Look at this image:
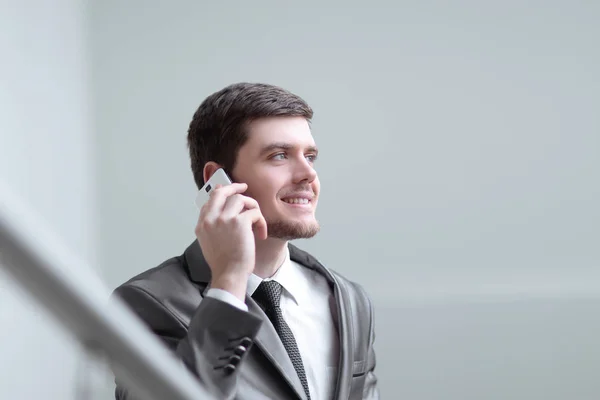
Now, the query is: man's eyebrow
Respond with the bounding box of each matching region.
[259,142,319,156]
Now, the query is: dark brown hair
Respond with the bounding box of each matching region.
[187,82,314,188]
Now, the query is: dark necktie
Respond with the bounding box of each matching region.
[253,280,311,400]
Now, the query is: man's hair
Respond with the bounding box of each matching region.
[187,82,314,188]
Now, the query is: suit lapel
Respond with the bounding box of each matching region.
[287,244,354,400]
[328,273,354,400]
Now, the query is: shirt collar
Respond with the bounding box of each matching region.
[246,246,303,306]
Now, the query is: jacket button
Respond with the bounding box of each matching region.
[240,337,253,347]
[229,355,242,365]
[224,364,236,374]
[233,345,247,356]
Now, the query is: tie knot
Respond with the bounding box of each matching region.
[253,280,283,309]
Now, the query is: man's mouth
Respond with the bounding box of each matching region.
[282,198,311,205]
[281,192,314,205]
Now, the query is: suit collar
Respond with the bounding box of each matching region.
[183,240,210,283]
[183,239,335,285]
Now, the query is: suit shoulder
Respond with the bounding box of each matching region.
[112,255,202,328]
[115,256,191,294]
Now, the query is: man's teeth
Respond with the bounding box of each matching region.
[283,198,310,204]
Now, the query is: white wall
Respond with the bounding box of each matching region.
[90,1,600,398]
[91,0,600,293]
[0,1,96,399]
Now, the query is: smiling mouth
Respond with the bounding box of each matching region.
[281,198,311,205]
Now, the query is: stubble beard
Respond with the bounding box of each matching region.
[266,218,320,240]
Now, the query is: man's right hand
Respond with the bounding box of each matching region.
[194,183,268,302]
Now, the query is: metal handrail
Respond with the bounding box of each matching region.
[0,181,214,400]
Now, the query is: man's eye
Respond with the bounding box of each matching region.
[306,154,318,162]
[271,153,286,160]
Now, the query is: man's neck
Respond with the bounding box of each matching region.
[253,237,288,279]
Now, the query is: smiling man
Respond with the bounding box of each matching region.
[112,83,379,400]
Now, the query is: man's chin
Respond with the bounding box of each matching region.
[266,219,320,240]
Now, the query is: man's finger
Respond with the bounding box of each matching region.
[223,195,260,218]
[201,183,247,221]
[240,208,268,240]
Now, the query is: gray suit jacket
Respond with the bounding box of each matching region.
[112,241,379,400]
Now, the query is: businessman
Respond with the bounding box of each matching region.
[112,82,379,399]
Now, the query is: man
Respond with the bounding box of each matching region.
[112,83,379,400]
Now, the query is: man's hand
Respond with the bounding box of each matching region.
[195,183,268,302]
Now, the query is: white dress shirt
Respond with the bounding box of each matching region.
[206,247,339,399]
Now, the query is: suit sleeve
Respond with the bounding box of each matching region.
[112,284,263,400]
[362,289,380,400]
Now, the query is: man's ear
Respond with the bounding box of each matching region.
[202,161,223,184]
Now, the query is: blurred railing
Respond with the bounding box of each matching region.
[0,181,214,400]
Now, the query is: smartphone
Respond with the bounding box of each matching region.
[194,168,233,210]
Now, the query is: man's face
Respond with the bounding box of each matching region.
[231,116,320,240]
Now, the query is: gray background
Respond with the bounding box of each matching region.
[1,1,97,399]
[1,0,599,398]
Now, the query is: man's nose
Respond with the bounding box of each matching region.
[293,157,317,184]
